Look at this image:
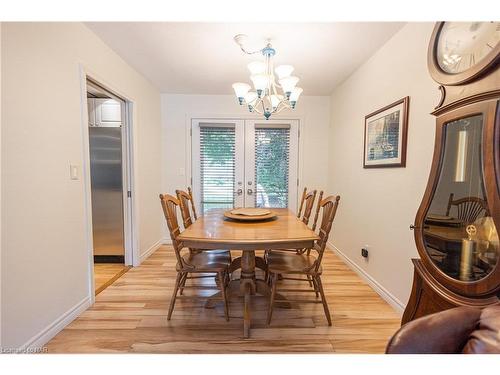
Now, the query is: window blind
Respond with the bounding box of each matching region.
[254,127,290,208]
[199,126,235,213]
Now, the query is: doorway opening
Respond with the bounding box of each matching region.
[86,79,133,295]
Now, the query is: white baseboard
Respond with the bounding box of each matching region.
[328,241,405,315]
[137,238,169,265]
[19,296,91,351]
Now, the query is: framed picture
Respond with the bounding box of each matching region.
[363,96,410,168]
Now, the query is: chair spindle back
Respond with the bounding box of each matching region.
[446,193,490,224]
[176,188,197,229]
[301,190,317,225]
[297,187,308,219]
[312,190,324,231]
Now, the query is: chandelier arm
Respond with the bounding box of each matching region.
[274,105,287,114]
[275,100,292,113]
[233,34,263,55]
[238,46,263,55]
[275,102,285,113]
[252,106,263,115]
[249,97,264,113]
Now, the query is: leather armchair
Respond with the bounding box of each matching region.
[386,304,500,354]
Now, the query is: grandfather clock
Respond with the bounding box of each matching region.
[402,22,500,324]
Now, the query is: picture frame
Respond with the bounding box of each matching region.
[363,96,410,168]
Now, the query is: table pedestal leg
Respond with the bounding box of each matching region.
[240,251,256,294]
[204,250,290,337]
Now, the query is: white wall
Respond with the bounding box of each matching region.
[1,23,162,348]
[161,94,330,236]
[328,23,440,309]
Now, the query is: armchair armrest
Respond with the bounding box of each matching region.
[386,307,481,354]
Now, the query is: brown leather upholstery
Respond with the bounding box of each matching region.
[386,304,500,354]
[463,304,500,354]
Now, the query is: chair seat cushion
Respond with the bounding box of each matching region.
[178,250,231,272]
[267,251,320,274]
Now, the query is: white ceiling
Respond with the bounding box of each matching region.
[86,22,405,95]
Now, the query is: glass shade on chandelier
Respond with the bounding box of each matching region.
[231,39,302,120]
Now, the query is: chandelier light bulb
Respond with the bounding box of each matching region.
[275,65,294,79]
[250,74,270,94]
[289,87,303,102]
[247,61,267,75]
[279,76,299,95]
[232,82,251,104]
[289,87,303,108]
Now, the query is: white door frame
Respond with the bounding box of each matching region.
[190,117,300,213]
[78,65,138,304]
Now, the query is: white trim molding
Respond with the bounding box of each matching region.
[327,241,405,315]
[18,296,91,351]
[137,238,169,265]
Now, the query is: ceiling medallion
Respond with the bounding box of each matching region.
[232,34,303,120]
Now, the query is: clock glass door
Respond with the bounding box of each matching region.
[423,113,499,281]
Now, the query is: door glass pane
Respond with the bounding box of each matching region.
[199,126,235,213]
[254,127,290,208]
[424,114,499,281]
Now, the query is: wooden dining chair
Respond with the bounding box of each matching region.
[446,193,490,224]
[297,188,317,225]
[176,187,197,229]
[176,187,231,253]
[159,193,231,321]
[266,195,341,326]
[264,189,319,264]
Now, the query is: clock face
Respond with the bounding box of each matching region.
[436,22,500,74]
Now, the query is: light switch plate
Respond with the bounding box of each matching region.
[70,164,79,180]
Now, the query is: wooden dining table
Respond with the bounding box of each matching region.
[177,208,319,338]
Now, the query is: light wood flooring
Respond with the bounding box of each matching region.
[47,246,401,353]
[94,263,130,295]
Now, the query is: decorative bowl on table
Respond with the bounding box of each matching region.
[223,207,277,221]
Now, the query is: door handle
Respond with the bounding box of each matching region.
[235,188,243,196]
[247,189,254,195]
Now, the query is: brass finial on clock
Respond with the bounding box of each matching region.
[466,224,477,240]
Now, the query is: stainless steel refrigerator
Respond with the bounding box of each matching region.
[88,98,125,261]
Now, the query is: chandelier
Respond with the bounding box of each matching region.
[231,34,303,120]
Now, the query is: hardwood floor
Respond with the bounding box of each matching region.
[47,246,401,353]
[94,263,130,295]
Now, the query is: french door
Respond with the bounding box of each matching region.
[192,118,299,214]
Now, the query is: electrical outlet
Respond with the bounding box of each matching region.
[361,246,369,258]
